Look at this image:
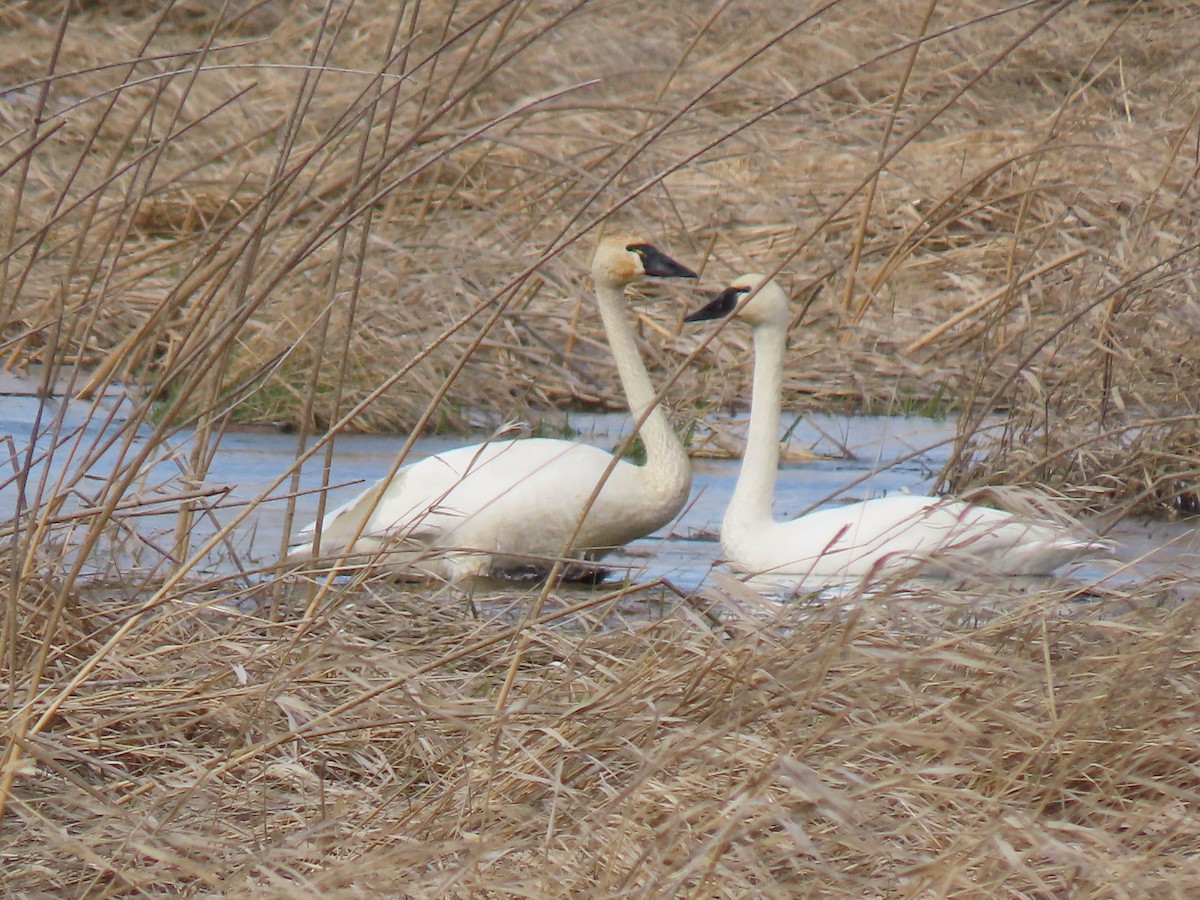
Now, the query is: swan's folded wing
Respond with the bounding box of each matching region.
[288,469,441,560]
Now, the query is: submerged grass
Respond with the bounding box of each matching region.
[4,0,1200,894]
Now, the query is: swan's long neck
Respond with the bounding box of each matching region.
[593,279,690,502]
[726,319,786,533]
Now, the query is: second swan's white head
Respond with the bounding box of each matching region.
[684,274,789,328]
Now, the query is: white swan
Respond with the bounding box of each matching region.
[288,235,697,581]
[684,274,1107,583]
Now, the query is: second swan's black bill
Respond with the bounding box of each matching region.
[683,285,746,323]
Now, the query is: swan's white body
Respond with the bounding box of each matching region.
[288,236,695,581]
[723,491,1099,582]
[686,275,1106,584]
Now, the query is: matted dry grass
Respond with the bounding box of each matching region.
[5,0,1200,895]
[5,573,1200,896]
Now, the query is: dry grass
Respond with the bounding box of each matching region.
[6,573,1200,896]
[5,0,1198,502]
[6,0,1200,895]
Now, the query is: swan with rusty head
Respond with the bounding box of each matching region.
[684,274,1108,583]
[287,235,697,581]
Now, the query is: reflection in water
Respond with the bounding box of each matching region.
[2,393,1198,594]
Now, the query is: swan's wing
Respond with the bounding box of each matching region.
[288,447,492,558]
[401,438,618,520]
[771,496,953,561]
[288,467,437,560]
[291,438,621,558]
[856,496,1025,553]
[881,498,1106,563]
[765,494,1101,576]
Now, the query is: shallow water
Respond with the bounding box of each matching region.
[2,379,1198,594]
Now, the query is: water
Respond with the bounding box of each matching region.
[3,374,1199,594]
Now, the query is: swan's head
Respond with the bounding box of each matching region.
[684,274,789,328]
[592,234,697,287]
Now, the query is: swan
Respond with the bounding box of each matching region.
[684,274,1107,583]
[287,235,697,581]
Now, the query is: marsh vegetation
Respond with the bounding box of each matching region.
[4,0,1200,894]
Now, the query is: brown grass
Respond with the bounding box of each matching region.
[5,0,1200,894]
[4,575,1200,895]
[7,0,1198,505]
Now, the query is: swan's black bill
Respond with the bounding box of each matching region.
[683,285,745,323]
[630,244,698,279]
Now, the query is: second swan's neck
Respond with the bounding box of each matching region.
[593,279,690,500]
[726,320,787,533]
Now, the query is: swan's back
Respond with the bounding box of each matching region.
[726,494,1105,581]
[289,437,677,576]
